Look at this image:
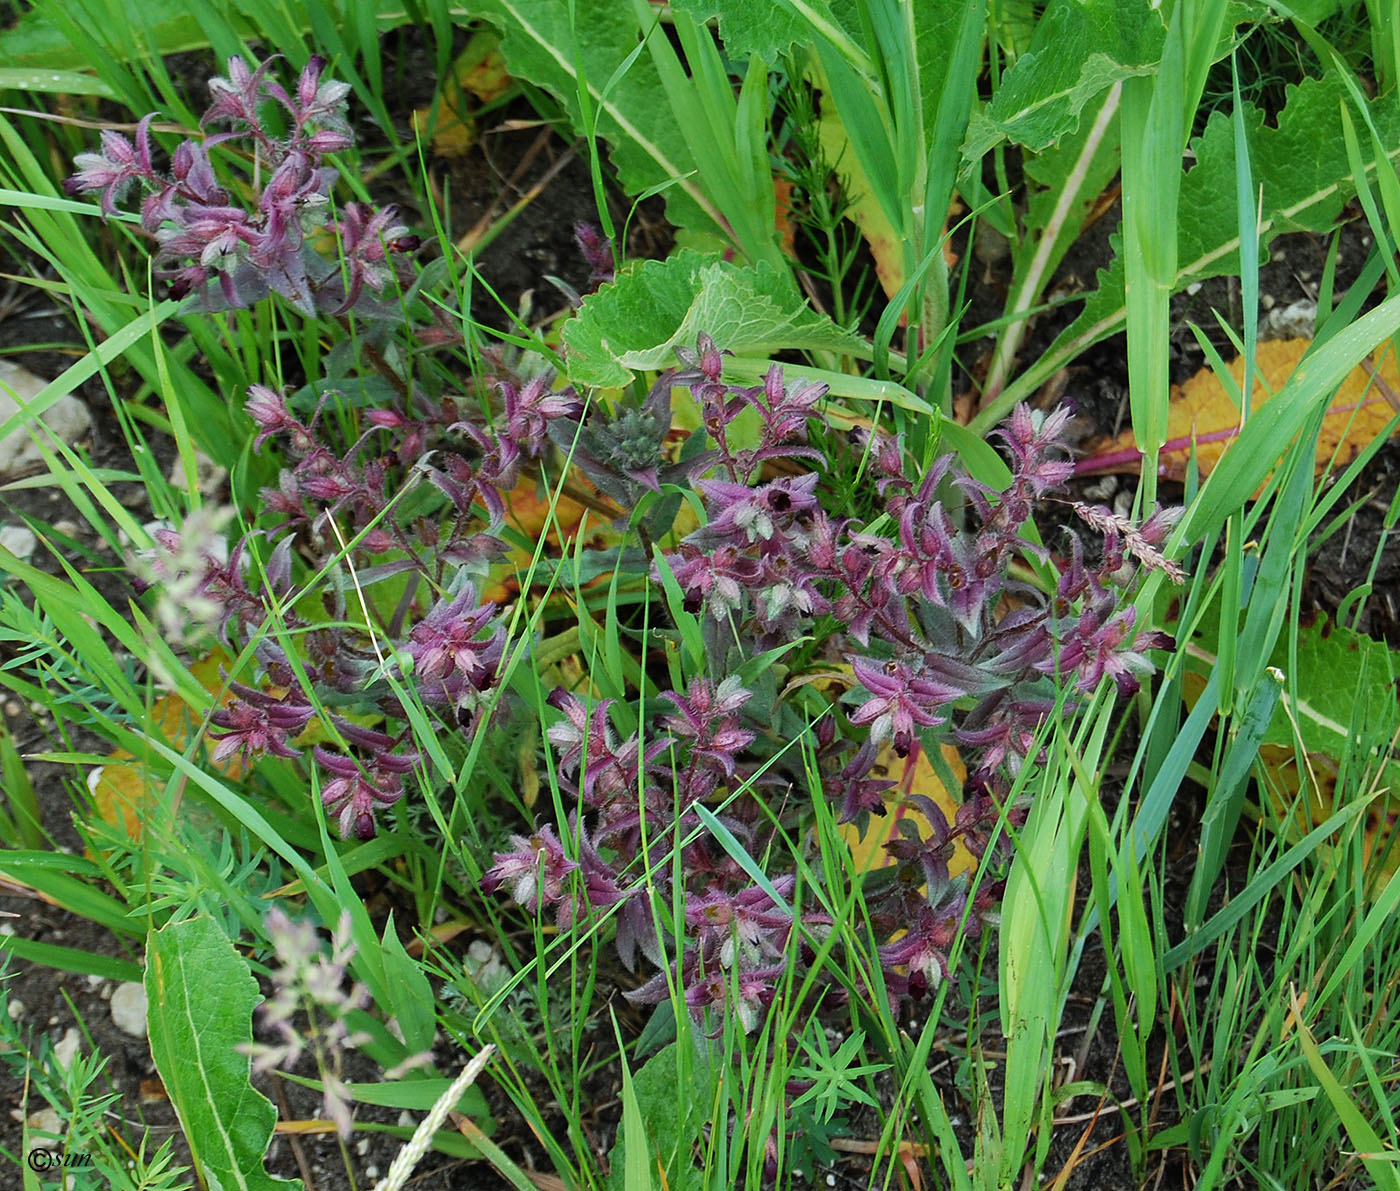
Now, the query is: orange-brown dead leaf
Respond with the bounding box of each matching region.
[481,477,595,604]
[1081,338,1400,486]
[87,652,243,843]
[773,176,796,258]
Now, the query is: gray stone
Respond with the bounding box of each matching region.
[0,524,37,563]
[0,361,92,475]
[110,981,148,1038]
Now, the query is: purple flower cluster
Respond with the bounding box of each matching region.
[75,57,1182,1027]
[194,365,585,837]
[479,341,1180,1019]
[66,55,417,314]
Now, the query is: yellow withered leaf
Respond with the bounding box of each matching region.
[1083,338,1400,486]
[838,741,973,882]
[411,31,511,159]
[87,652,335,845]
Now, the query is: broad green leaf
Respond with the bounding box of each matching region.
[147,917,302,1191]
[962,0,1166,157]
[605,1041,714,1191]
[669,0,842,61]
[470,0,719,238]
[1189,611,1400,776]
[563,249,866,387]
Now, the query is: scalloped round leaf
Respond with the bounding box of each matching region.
[563,250,866,388]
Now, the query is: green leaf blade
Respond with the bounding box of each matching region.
[146,917,302,1191]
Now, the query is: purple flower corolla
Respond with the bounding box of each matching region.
[659,675,754,778]
[408,586,503,687]
[314,745,417,839]
[545,688,668,807]
[684,963,783,1034]
[992,404,1075,497]
[1038,603,1172,696]
[480,825,578,916]
[461,375,582,489]
[330,203,417,313]
[208,684,313,764]
[848,656,964,757]
[686,878,793,968]
[694,473,820,545]
[64,115,159,215]
[878,904,958,996]
[661,543,759,619]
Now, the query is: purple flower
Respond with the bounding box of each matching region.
[829,740,897,823]
[408,586,503,688]
[65,115,158,215]
[684,963,783,1033]
[695,473,821,546]
[314,746,417,839]
[573,222,614,285]
[480,825,578,914]
[1038,603,1172,696]
[848,656,964,757]
[992,404,1075,496]
[878,904,958,996]
[660,676,755,778]
[686,878,793,968]
[330,202,417,313]
[660,543,759,619]
[208,685,312,764]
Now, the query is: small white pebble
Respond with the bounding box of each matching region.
[110,982,148,1038]
[396,1110,415,1129]
[52,520,78,539]
[99,984,112,1001]
[7,998,24,1022]
[0,524,37,562]
[2,699,18,716]
[85,974,103,988]
[364,1166,378,1181]
[53,1028,80,1072]
[25,1108,63,1149]
[827,1176,837,1187]
[356,1138,371,1157]
[1185,281,1202,296]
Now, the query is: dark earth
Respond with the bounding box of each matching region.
[2,24,1398,1191]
